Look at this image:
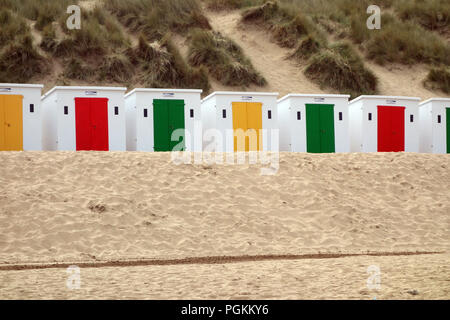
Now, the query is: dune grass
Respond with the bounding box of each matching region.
[0,35,48,83]
[205,0,265,10]
[62,57,94,81]
[0,7,49,83]
[104,0,210,41]
[395,0,450,31]
[236,0,450,94]
[188,29,266,87]
[39,24,58,53]
[0,9,29,44]
[424,67,450,94]
[364,14,450,66]
[241,1,316,48]
[54,6,130,58]
[239,1,376,96]
[126,34,211,91]
[102,0,212,90]
[239,0,450,67]
[0,0,75,20]
[304,42,378,98]
[0,0,213,90]
[290,35,323,61]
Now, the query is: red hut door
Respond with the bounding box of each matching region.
[75,98,109,151]
[377,106,405,152]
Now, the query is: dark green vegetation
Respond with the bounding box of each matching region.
[424,67,450,94]
[0,0,448,96]
[104,0,261,89]
[188,29,266,86]
[104,0,211,41]
[231,0,450,96]
[304,42,378,97]
[239,1,377,97]
[246,0,450,66]
[0,0,262,92]
[0,6,49,83]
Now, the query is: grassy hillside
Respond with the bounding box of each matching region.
[0,0,267,93]
[208,0,450,96]
[0,0,449,97]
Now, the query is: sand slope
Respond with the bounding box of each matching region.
[0,152,449,266]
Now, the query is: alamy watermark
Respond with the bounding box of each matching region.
[66,5,81,30]
[367,5,381,30]
[366,265,381,299]
[169,127,280,176]
[66,265,81,290]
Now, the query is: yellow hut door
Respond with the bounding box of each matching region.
[232,102,262,152]
[0,95,23,151]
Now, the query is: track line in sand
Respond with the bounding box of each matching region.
[0,252,443,271]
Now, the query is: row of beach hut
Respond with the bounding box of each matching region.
[0,83,449,154]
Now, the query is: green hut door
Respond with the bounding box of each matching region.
[305,104,335,153]
[153,99,185,152]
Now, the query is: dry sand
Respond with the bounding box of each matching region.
[1,253,449,300]
[0,152,449,299]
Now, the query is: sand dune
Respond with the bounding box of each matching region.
[203,8,450,100]
[0,152,449,266]
[0,152,449,299]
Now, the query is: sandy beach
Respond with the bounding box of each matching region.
[0,152,449,299]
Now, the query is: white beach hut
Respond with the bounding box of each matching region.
[419,98,450,154]
[41,86,127,151]
[201,91,279,152]
[349,96,420,152]
[124,88,202,152]
[0,83,44,151]
[277,94,350,153]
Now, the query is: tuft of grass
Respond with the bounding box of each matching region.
[290,35,322,61]
[0,9,29,44]
[104,0,211,41]
[40,24,58,52]
[0,9,30,48]
[395,0,450,31]
[304,42,378,98]
[1,0,210,90]
[364,14,450,66]
[0,0,75,21]
[240,0,450,68]
[98,54,134,84]
[188,29,266,87]
[424,67,450,93]
[128,34,211,91]
[54,6,130,58]
[63,57,94,81]
[241,1,316,48]
[0,35,48,83]
[205,0,264,10]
